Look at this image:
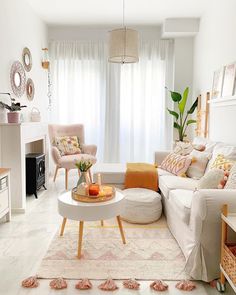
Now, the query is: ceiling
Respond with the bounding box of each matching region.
[25,0,214,26]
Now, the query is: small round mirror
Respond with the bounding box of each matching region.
[10,61,26,97]
[14,72,21,87]
[26,78,35,101]
[22,47,32,72]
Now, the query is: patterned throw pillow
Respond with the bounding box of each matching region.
[197,168,228,189]
[187,150,211,179]
[210,154,234,172]
[160,152,192,176]
[54,136,81,156]
[225,163,236,189]
[174,141,193,156]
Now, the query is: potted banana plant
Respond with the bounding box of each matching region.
[0,93,27,123]
[166,87,198,142]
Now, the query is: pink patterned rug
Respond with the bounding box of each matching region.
[38,217,189,280]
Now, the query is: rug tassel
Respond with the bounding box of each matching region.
[123,278,140,290]
[150,280,168,291]
[98,278,119,291]
[75,278,93,290]
[21,275,39,288]
[175,280,196,291]
[49,277,67,289]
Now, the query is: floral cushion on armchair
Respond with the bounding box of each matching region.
[54,136,81,156]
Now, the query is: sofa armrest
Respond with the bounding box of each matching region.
[154,150,171,165]
[51,146,61,164]
[81,144,97,156]
[190,189,236,228]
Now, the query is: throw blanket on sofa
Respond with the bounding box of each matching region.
[125,163,158,191]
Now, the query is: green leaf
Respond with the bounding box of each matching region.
[187,119,197,125]
[170,91,182,102]
[178,87,189,114]
[167,109,179,120]
[174,122,181,130]
[187,98,198,114]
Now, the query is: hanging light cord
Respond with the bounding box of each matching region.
[122,0,126,63]
[123,0,125,28]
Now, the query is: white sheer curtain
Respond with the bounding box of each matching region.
[118,40,173,163]
[49,39,173,163]
[49,41,107,160]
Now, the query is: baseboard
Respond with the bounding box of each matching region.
[11,208,26,214]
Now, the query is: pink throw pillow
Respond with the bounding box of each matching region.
[160,152,192,176]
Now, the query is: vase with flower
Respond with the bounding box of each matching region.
[75,159,93,194]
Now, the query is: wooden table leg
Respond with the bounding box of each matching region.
[101,220,104,227]
[60,217,67,236]
[78,221,84,258]
[116,215,126,244]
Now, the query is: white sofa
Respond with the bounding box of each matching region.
[155,137,236,282]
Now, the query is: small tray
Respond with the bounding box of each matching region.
[71,186,115,203]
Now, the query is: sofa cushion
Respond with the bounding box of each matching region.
[186,150,211,179]
[192,137,217,153]
[225,163,236,189]
[206,143,236,172]
[158,168,174,176]
[159,175,198,198]
[169,189,193,225]
[160,152,192,176]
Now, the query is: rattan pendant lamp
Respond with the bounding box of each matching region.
[108,0,139,63]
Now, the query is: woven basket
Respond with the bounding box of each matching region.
[222,243,236,284]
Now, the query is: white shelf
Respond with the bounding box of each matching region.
[209,95,236,107]
[220,265,236,293]
[221,213,236,232]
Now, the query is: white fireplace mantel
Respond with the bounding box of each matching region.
[0,122,49,213]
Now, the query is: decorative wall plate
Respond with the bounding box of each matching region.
[26,78,35,101]
[22,47,32,72]
[10,61,26,97]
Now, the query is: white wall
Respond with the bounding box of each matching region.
[193,0,236,144]
[172,37,194,140]
[0,0,48,123]
[49,26,162,41]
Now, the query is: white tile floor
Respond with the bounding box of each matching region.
[0,173,233,295]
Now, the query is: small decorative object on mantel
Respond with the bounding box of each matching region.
[166,87,198,142]
[222,63,236,98]
[211,67,225,99]
[30,107,41,122]
[0,93,27,123]
[22,47,32,72]
[26,78,35,101]
[10,61,26,97]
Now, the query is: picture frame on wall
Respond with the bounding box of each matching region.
[222,62,236,97]
[211,67,224,99]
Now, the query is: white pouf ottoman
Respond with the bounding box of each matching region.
[121,188,162,224]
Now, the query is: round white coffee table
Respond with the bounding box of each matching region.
[58,190,126,258]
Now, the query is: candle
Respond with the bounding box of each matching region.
[97,173,102,186]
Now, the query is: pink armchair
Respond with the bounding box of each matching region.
[48,124,97,189]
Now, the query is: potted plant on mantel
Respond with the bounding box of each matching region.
[166,87,198,142]
[0,94,27,123]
